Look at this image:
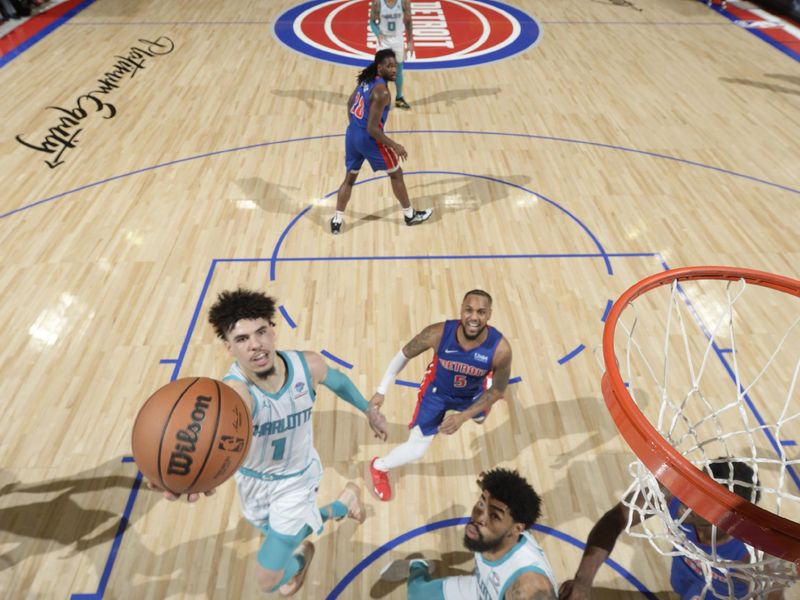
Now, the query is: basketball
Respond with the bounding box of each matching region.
[131,377,252,495]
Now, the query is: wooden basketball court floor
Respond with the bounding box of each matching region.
[1,0,798,597]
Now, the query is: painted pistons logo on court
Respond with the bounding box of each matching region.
[274,0,540,70]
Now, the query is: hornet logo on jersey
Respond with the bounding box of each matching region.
[274,0,541,70]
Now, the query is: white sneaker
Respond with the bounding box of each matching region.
[404,208,433,226]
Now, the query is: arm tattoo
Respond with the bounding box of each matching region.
[403,324,441,358]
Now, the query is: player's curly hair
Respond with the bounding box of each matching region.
[479,468,542,529]
[357,48,396,84]
[208,288,276,340]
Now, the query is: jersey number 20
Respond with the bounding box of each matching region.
[350,94,365,119]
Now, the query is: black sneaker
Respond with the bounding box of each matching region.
[395,97,411,110]
[330,217,342,234]
[404,208,433,226]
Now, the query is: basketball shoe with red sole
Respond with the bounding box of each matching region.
[370,457,392,501]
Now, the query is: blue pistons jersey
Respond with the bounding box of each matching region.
[667,498,750,598]
[427,319,503,400]
[410,320,504,435]
[349,76,391,129]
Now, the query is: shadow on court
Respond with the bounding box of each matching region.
[719,74,800,96]
[311,172,533,235]
[0,459,141,573]
[409,87,501,108]
[235,177,307,216]
[313,390,630,479]
[271,87,501,110]
[271,89,351,109]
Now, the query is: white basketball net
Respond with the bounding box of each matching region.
[612,275,800,597]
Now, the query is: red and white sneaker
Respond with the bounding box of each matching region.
[370,457,392,501]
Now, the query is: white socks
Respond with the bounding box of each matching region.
[403,207,414,219]
[374,426,434,471]
[332,210,345,224]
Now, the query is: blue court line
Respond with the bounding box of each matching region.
[70,469,143,599]
[558,344,586,365]
[320,350,353,369]
[4,130,798,223]
[718,348,733,354]
[327,170,615,275]
[274,169,612,276]
[169,258,219,381]
[269,205,313,280]
[534,525,659,600]
[509,376,522,384]
[158,358,178,364]
[781,440,798,447]
[0,0,97,68]
[121,456,134,463]
[278,304,297,328]
[661,260,800,491]
[326,517,657,599]
[395,379,420,388]
[271,252,655,262]
[672,282,800,490]
[601,299,614,322]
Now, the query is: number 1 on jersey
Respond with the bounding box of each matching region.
[271,437,286,460]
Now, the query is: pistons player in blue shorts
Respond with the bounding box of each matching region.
[368,289,513,501]
[331,49,432,234]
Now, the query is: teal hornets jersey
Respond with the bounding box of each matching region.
[475,531,558,599]
[224,351,317,477]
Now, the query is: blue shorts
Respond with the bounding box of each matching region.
[344,124,400,173]
[409,390,475,436]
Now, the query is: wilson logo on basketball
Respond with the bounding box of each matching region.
[274,0,540,70]
[167,394,211,476]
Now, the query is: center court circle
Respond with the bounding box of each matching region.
[274,0,541,69]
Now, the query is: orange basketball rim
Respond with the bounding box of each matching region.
[601,266,800,567]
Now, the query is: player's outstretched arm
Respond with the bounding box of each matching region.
[559,500,642,599]
[504,572,556,599]
[374,323,443,396]
[305,351,388,440]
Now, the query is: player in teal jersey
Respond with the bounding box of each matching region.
[370,0,414,109]
[150,288,388,596]
[381,468,557,599]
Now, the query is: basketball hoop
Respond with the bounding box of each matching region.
[601,266,800,595]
